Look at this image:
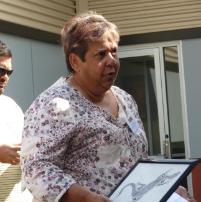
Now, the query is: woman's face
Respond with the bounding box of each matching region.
[73,33,120,94]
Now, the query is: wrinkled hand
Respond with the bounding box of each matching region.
[60,184,111,202]
[0,144,21,165]
[176,186,197,202]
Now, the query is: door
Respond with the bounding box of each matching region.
[117,46,185,158]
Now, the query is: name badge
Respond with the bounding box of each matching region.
[127,120,142,136]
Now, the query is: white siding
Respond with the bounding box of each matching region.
[0,0,76,34]
[89,0,201,35]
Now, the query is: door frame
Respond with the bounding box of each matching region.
[118,41,190,158]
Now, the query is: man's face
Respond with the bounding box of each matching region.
[0,56,12,95]
[74,33,120,93]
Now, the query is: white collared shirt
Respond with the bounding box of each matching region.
[0,94,24,144]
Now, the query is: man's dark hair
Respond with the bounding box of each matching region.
[0,40,12,57]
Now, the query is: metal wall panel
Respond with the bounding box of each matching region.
[1,32,67,111]
[89,0,201,36]
[0,0,76,34]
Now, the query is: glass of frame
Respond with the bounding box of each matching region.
[109,159,200,202]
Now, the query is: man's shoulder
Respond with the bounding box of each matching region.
[0,94,19,106]
[0,94,24,116]
[0,94,13,101]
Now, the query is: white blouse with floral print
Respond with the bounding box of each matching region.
[21,77,148,202]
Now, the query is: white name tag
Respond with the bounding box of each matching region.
[127,120,142,135]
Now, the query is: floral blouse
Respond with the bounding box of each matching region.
[21,77,148,202]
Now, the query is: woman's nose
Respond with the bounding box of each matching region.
[106,52,117,66]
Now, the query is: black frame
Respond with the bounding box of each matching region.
[109,159,200,202]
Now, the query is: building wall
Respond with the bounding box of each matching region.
[88,0,201,36]
[182,38,201,158]
[1,33,67,112]
[1,1,201,37]
[180,36,201,202]
[0,0,76,34]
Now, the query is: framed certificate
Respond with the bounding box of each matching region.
[109,159,200,202]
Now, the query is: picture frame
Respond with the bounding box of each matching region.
[109,159,200,202]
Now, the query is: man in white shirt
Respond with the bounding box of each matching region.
[0,40,23,164]
[0,40,33,202]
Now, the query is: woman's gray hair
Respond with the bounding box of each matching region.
[61,11,119,73]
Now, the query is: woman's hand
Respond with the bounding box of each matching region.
[176,186,197,202]
[60,183,111,202]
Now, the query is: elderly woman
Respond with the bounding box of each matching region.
[21,12,195,202]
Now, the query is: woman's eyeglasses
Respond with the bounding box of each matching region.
[0,66,13,76]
